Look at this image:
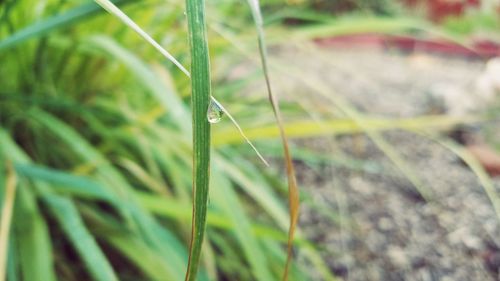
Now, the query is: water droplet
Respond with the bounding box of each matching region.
[207,99,224,124]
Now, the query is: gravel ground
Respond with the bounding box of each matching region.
[252,45,500,280]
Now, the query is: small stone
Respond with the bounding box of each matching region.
[388,246,409,267]
[378,217,393,231]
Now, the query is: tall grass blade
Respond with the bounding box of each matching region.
[211,168,273,280]
[28,112,190,280]
[431,137,500,218]
[14,164,116,202]
[184,0,212,278]
[93,0,190,76]
[0,131,57,281]
[1,130,121,281]
[0,0,128,50]
[210,97,269,166]
[87,35,190,129]
[44,195,120,281]
[212,115,477,145]
[0,161,16,281]
[245,1,299,279]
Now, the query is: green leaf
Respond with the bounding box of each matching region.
[44,195,119,281]
[184,0,212,279]
[0,0,129,51]
[29,111,191,281]
[15,164,115,202]
[0,129,57,281]
[244,1,300,279]
[211,167,273,280]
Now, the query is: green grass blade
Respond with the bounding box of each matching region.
[212,115,478,145]
[1,130,119,281]
[93,0,189,76]
[0,162,16,281]
[184,0,212,279]
[430,137,500,218]
[0,130,57,281]
[14,164,115,202]
[244,1,299,279]
[86,35,190,130]
[0,0,128,51]
[6,238,18,281]
[14,189,57,281]
[80,206,185,281]
[107,234,177,281]
[28,111,190,280]
[211,168,274,280]
[44,195,119,281]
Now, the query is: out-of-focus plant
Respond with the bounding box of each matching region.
[0,0,334,280]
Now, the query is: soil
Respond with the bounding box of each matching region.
[253,45,500,280]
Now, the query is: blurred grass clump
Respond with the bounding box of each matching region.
[0,0,332,280]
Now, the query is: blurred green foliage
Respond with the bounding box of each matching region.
[0,0,331,280]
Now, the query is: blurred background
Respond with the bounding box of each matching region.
[1,0,500,280]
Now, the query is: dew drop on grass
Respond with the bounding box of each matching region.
[207,99,224,124]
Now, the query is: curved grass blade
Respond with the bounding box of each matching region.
[29,111,190,280]
[14,164,115,201]
[1,131,120,281]
[91,1,267,164]
[212,115,478,145]
[87,35,190,130]
[0,131,57,281]
[210,97,269,166]
[0,161,16,281]
[211,167,274,280]
[44,195,120,281]
[184,0,212,278]
[427,136,500,219]
[93,0,190,76]
[244,1,299,279]
[0,0,129,51]
[13,188,57,281]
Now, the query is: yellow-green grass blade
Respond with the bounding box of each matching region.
[244,1,299,279]
[139,190,306,243]
[277,15,474,51]
[0,161,16,281]
[86,35,190,131]
[215,154,289,230]
[212,115,479,145]
[107,234,179,281]
[1,130,120,281]
[6,239,17,281]
[28,111,190,280]
[44,195,120,281]
[9,163,297,245]
[211,167,274,280]
[0,130,57,281]
[185,0,212,278]
[13,186,57,281]
[429,137,500,219]
[81,206,188,281]
[14,164,116,203]
[0,0,129,51]
[15,163,209,280]
[284,16,425,42]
